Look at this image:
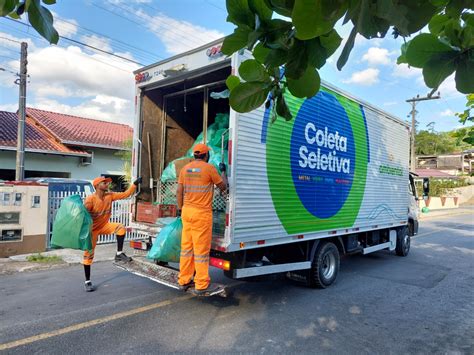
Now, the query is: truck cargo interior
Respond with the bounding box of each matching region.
[137,65,230,206]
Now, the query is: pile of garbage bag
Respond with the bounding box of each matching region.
[161,113,229,182]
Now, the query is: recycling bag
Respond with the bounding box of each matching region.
[147,217,182,263]
[50,195,93,252]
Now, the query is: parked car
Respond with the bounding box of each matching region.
[23,178,94,195]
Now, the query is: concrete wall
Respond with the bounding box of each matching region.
[0,148,126,180]
[0,184,49,257]
[418,185,473,210]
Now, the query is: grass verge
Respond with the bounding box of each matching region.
[26,254,63,263]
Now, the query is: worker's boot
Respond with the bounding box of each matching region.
[193,283,220,296]
[178,281,195,291]
[115,252,132,263]
[84,281,96,292]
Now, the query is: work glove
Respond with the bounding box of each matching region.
[176,209,182,217]
[133,177,142,186]
[219,163,226,173]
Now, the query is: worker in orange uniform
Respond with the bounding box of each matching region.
[82,176,142,292]
[176,143,227,295]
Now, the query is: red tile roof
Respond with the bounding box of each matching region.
[26,108,132,149]
[0,111,88,156]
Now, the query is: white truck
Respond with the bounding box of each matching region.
[123,38,425,290]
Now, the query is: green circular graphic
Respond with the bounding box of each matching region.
[265,88,369,234]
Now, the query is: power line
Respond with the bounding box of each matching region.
[0,36,22,44]
[0,54,18,61]
[5,18,145,66]
[203,0,226,12]
[92,1,207,53]
[1,23,136,73]
[54,17,164,61]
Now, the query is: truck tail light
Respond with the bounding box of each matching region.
[228,140,232,165]
[209,257,230,271]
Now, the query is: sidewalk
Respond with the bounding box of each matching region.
[418,206,473,220]
[0,243,134,275]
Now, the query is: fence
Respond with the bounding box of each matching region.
[47,191,145,247]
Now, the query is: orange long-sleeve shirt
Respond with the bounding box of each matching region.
[84,184,136,230]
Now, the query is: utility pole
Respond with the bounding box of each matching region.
[15,42,27,181]
[406,92,441,172]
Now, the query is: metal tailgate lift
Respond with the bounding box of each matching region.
[114,258,228,297]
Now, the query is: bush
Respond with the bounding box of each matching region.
[416,178,470,197]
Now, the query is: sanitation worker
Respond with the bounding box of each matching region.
[176,143,227,295]
[82,176,142,292]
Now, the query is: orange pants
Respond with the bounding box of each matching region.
[178,205,213,290]
[83,222,125,265]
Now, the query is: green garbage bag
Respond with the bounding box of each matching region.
[147,217,182,263]
[51,195,93,252]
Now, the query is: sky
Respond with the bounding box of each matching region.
[0,0,470,132]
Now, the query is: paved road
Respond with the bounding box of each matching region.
[1,213,473,354]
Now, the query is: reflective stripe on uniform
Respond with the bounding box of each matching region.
[184,184,212,193]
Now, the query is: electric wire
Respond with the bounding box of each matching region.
[4,17,145,66]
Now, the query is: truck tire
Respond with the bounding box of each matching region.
[307,242,340,289]
[396,226,410,257]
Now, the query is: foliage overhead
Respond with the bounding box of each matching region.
[222,0,474,121]
[0,0,59,44]
[455,93,474,145]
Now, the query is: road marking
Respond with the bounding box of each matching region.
[0,294,193,351]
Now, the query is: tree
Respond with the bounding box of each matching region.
[455,93,474,145]
[0,0,58,44]
[221,0,474,120]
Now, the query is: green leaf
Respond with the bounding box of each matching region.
[27,0,59,44]
[422,52,457,89]
[0,0,17,16]
[397,42,409,64]
[265,48,288,66]
[8,9,20,18]
[229,82,270,113]
[276,94,292,120]
[42,0,56,4]
[306,38,328,69]
[337,26,357,70]
[226,75,241,91]
[429,0,449,6]
[405,33,454,68]
[455,53,474,94]
[253,42,271,63]
[247,29,263,50]
[249,0,272,21]
[222,27,251,55]
[239,59,270,82]
[226,0,255,28]
[320,29,342,58]
[429,14,450,36]
[285,39,308,79]
[293,0,337,40]
[264,0,294,17]
[287,67,321,98]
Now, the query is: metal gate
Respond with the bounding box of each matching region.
[47,191,144,247]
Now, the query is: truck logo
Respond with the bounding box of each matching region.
[206,45,223,58]
[135,72,151,84]
[264,89,370,233]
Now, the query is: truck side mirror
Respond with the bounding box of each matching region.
[423,178,430,197]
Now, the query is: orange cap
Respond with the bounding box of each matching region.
[92,176,112,187]
[193,143,210,155]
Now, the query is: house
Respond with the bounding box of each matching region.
[0,108,132,188]
[417,150,474,176]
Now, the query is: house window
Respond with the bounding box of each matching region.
[31,195,41,208]
[1,193,11,206]
[0,229,22,242]
[0,212,20,224]
[14,193,22,206]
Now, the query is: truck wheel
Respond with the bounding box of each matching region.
[307,242,340,289]
[396,226,410,257]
